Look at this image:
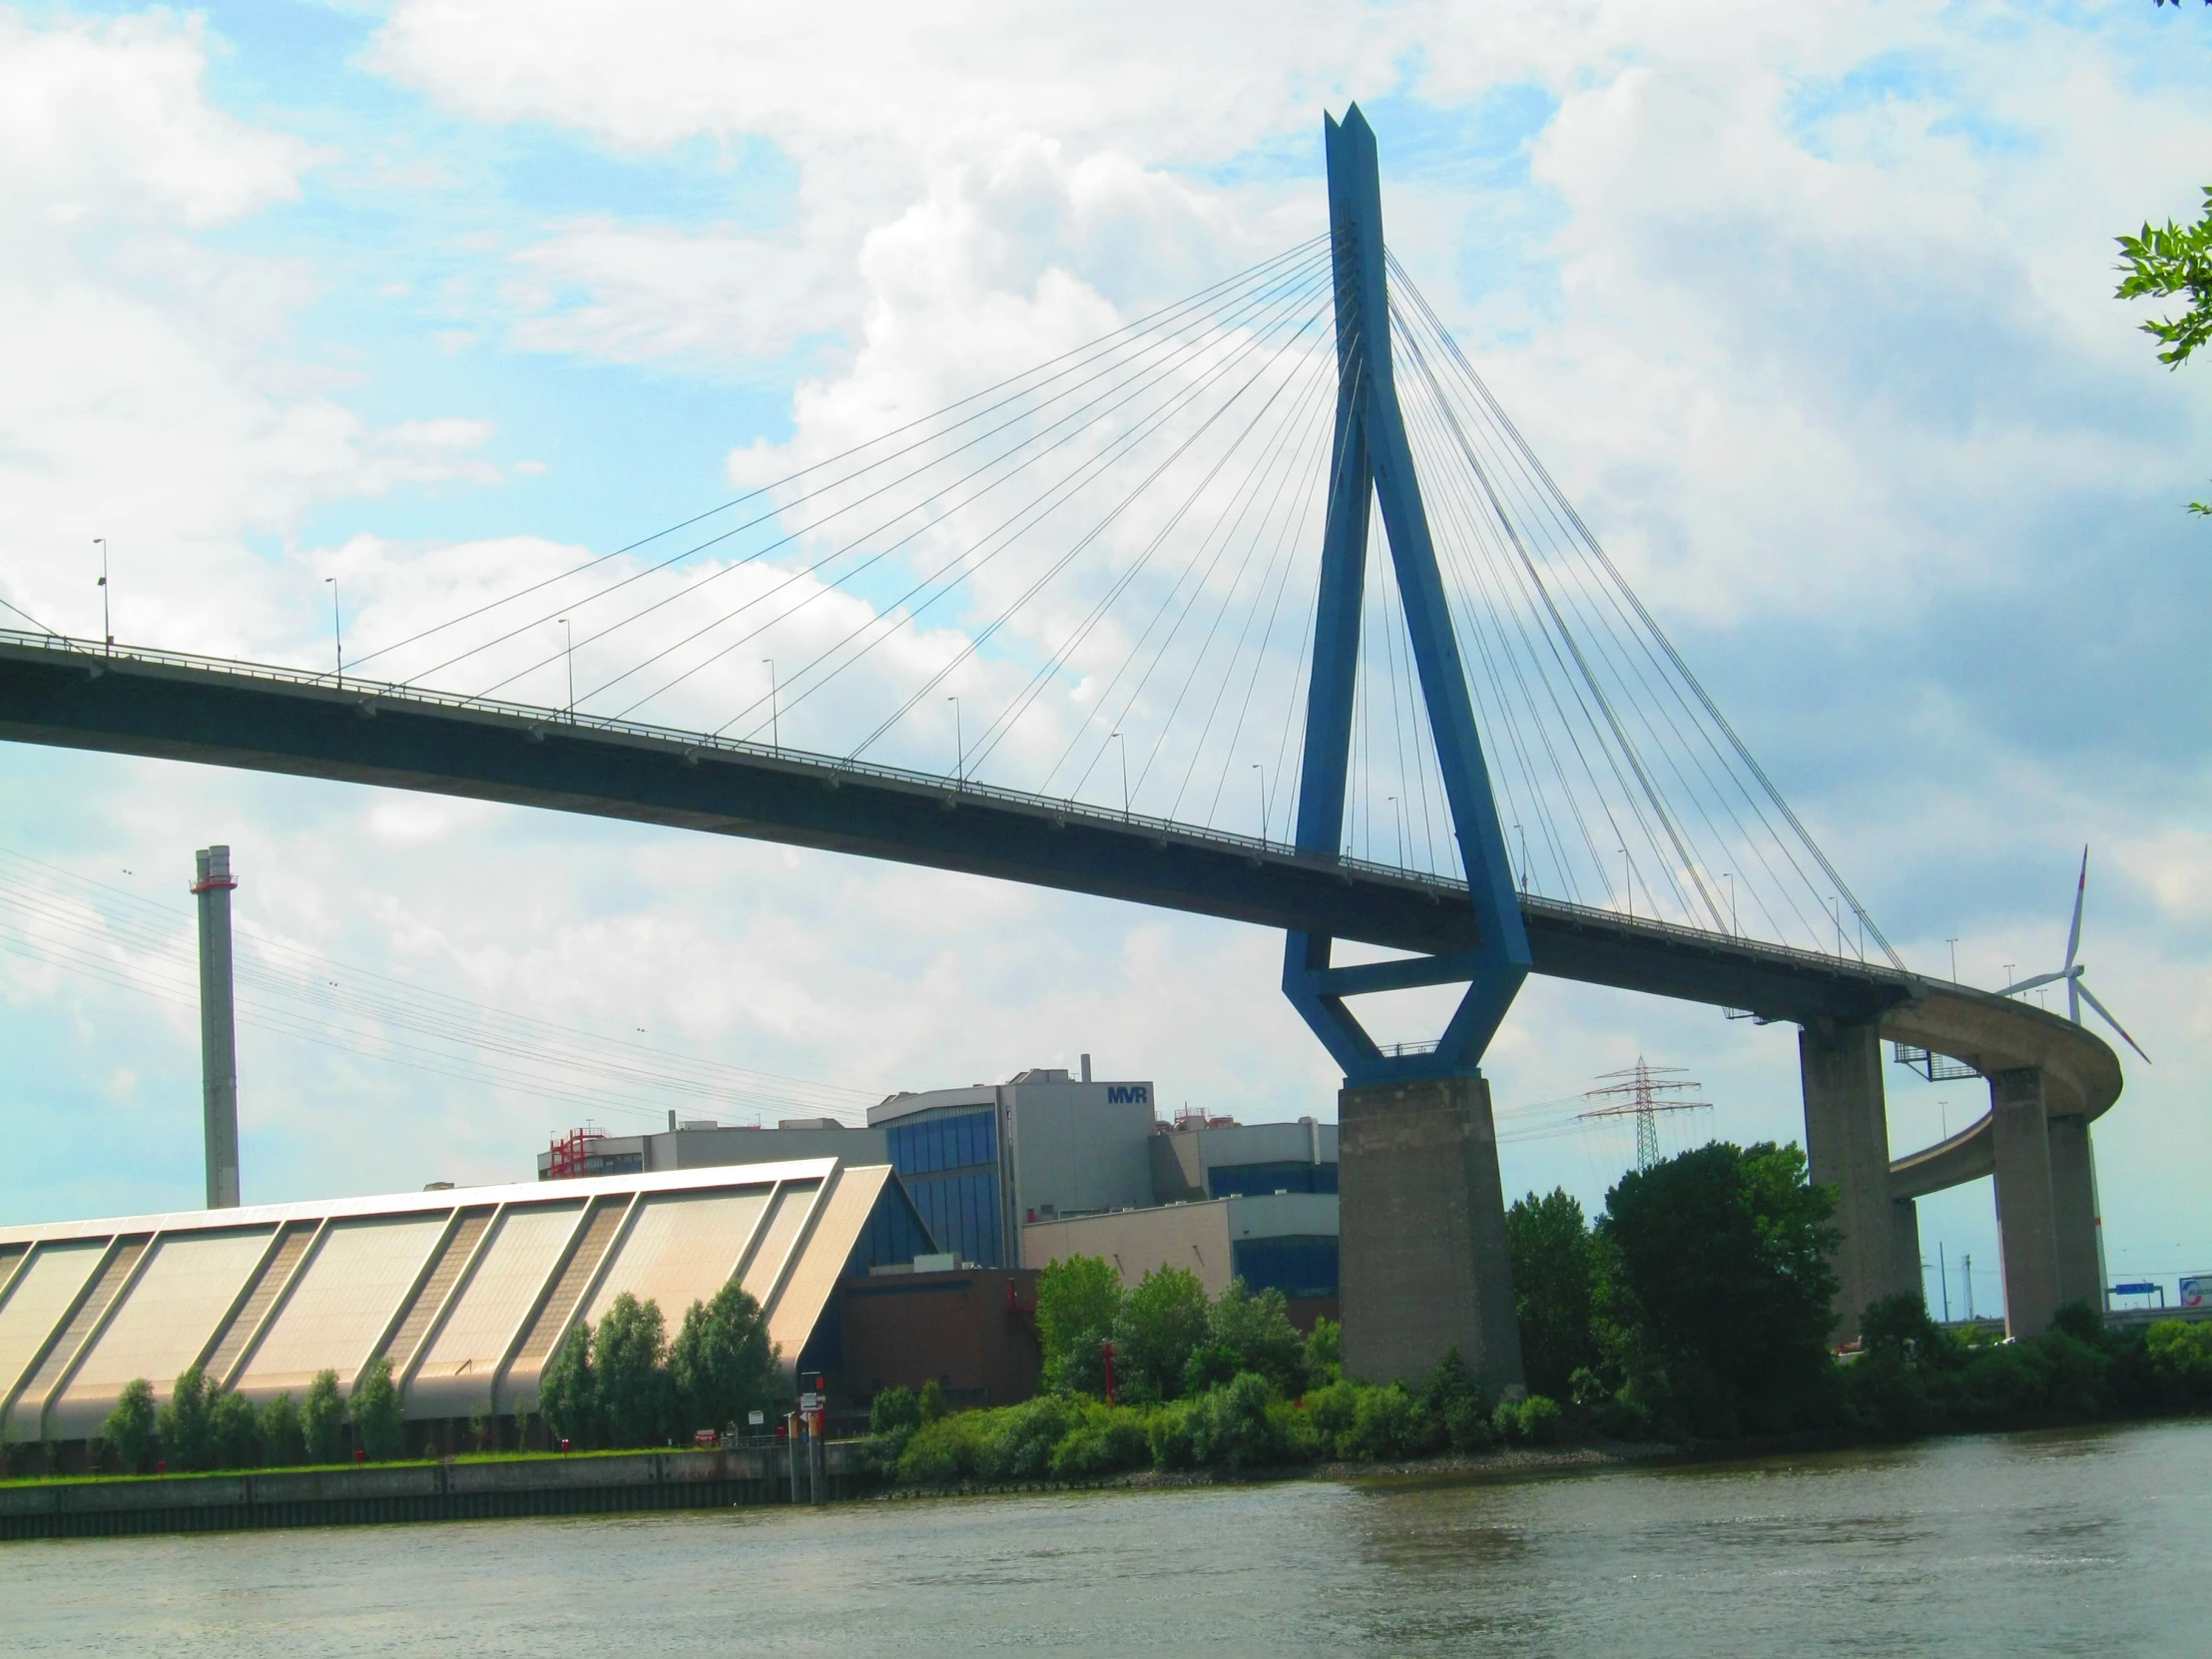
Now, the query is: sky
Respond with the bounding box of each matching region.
[1,0,2208,1324]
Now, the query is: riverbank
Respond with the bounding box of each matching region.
[0,1443,866,1540]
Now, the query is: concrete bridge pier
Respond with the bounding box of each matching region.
[1989,1066,2061,1337]
[1338,1074,1525,1394]
[1891,1196,1923,1313]
[2045,1108,2102,1314]
[1797,1018,1901,1343]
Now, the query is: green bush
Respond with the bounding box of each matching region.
[1842,1348,1935,1437]
[1188,1372,1282,1468]
[1147,1399,1199,1469]
[1339,1382,1424,1461]
[1048,1404,1152,1479]
[897,1411,988,1484]
[159,1366,216,1470]
[212,1387,262,1469]
[2147,1320,2212,1405]
[918,1378,947,1424]
[349,1356,404,1461]
[870,1385,921,1436]
[302,1370,345,1462]
[1507,1189,1600,1400]
[1207,1282,1309,1395]
[104,1379,158,1473]
[1304,1317,1342,1385]
[975,1394,1078,1481]
[1300,1379,1361,1448]
[1516,1394,1562,1445]
[259,1392,306,1465]
[1419,1350,1492,1453]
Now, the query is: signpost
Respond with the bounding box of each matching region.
[2182,1276,2208,1310]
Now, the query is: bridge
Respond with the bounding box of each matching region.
[0,106,2122,1380]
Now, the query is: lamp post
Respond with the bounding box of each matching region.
[947,695,962,784]
[324,577,341,688]
[1110,731,1128,821]
[559,618,574,720]
[95,538,110,651]
[764,660,778,753]
[1253,764,1267,846]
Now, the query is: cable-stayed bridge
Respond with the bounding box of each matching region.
[0,107,2122,1378]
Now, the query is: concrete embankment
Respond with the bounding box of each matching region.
[0,1443,868,1541]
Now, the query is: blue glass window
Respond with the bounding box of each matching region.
[1230,1237,1339,1300]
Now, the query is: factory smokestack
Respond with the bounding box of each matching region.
[193,845,241,1208]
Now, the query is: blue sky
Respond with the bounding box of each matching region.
[1,0,2209,1322]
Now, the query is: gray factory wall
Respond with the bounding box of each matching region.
[648,1126,888,1171]
[1005,1081,1155,1222]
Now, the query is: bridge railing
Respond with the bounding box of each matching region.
[0,627,1919,989]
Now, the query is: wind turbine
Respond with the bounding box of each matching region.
[1999,847,2150,1063]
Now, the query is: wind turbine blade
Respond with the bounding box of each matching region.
[2075,980,2150,1064]
[2068,977,2079,1024]
[1999,970,2064,995]
[2064,846,2087,971]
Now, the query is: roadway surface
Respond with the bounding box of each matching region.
[0,632,2121,1194]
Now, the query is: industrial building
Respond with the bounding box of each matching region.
[863,1061,1159,1267]
[1023,1193,1339,1310]
[0,1159,933,1449]
[537,1118,888,1180]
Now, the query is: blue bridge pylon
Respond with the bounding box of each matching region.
[1284,107,1531,1086]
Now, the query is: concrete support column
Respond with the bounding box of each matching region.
[1798,1019,1894,1343]
[1890,1197,1924,1311]
[1338,1073,1523,1393]
[1989,1067,2060,1338]
[2045,1112,2102,1314]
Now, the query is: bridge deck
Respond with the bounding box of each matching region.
[0,633,2120,1192]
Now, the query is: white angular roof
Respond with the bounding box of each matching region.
[0,1160,921,1440]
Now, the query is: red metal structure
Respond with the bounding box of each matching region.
[546,1125,604,1180]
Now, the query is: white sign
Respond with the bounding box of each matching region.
[800,1392,822,1411]
[747,1410,765,1427]
[2181,1276,2209,1310]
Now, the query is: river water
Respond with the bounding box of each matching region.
[7,1420,2206,1656]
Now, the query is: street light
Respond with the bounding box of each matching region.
[764,660,778,753]
[947,695,962,784]
[94,538,110,651]
[558,618,574,720]
[1110,731,1128,821]
[1252,764,1267,846]
[324,577,341,688]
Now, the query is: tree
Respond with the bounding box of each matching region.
[2116,185,2212,514]
[301,1370,345,1462]
[1597,1141,1839,1436]
[539,1323,597,1447]
[1113,1266,1212,1402]
[1034,1255,1122,1395]
[594,1293,672,1447]
[103,1379,158,1473]
[1204,1280,1308,1395]
[1506,1188,1601,1401]
[211,1387,262,1469]
[260,1392,306,1466]
[349,1356,404,1461]
[159,1365,216,1471]
[667,1282,782,1434]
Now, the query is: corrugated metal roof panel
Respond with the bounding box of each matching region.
[408,1201,582,1418]
[582,1187,774,1331]
[738,1180,821,1308]
[234,1214,448,1396]
[767,1167,887,1377]
[0,1241,109,1440]
[47,1227,274,1439]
